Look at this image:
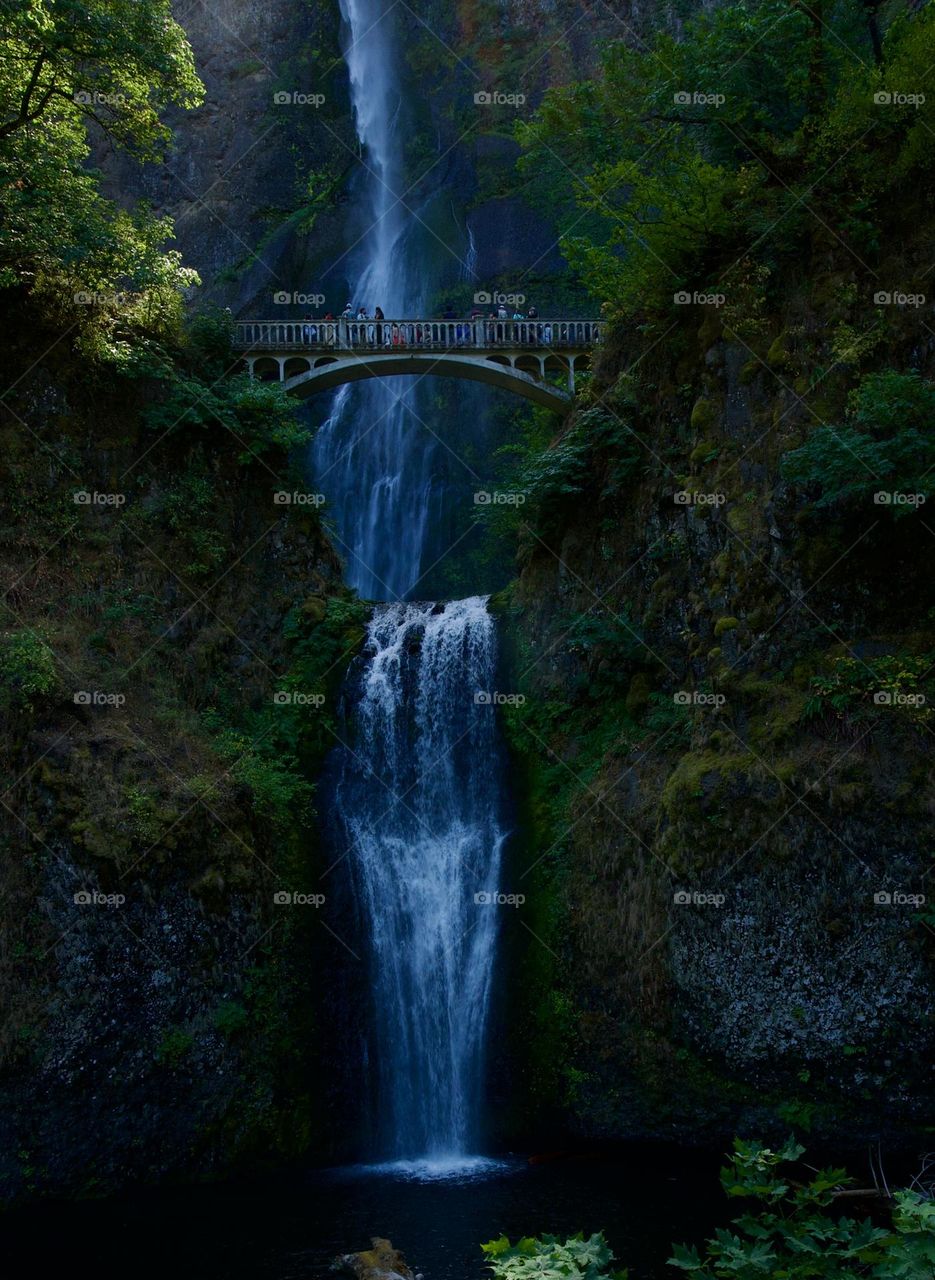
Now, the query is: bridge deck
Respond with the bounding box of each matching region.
[233,317,602,353]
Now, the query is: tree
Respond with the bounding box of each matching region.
[0,0,203,301]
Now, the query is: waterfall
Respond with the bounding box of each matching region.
[331,600,507,1163]
[314,0,510,1169]
[312,0,449,600]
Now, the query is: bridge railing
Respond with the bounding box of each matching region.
[233,318,603,352]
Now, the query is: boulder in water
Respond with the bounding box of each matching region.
[332,1237,415,1280]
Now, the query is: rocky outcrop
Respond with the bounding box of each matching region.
[333,1238,417,1280]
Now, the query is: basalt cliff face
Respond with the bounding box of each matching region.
[494,242,935,1151]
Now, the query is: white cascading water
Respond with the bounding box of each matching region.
[317,1,509,1170]
[332,600,507,1165]
[313,0,441,600]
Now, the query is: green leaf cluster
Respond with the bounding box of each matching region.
[481,1231,626,1280]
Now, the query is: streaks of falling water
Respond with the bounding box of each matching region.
[312,0,447,601]
[316,0,510,1168]
[331,598,508,1162]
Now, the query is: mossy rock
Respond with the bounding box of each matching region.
[690,397,717,432]
[300,596,327,624]
[690,440,718,466]
[766,335,790,369]
[714,616,740,637]
[625,672,653,716]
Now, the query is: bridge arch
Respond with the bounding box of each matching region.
[234,317,602,411]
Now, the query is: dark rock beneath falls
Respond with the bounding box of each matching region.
[333,1237,417,1280]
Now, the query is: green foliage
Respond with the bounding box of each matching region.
[155,1026,194,1066]
[670,1138,933,1280]
[138,349,311,465]
[145,468,227,579]
[517,3,935,319]
[208,723,315,831]
[0,629,59,711]
[212,999,249,1037]
[782,372,935,516]
[803,653,933,726]
[481,1232,626,1280]
[0,0,203,317]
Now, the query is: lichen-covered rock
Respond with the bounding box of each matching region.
[333,1238,415,1280]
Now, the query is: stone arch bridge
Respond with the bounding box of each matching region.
[233,317,603,411]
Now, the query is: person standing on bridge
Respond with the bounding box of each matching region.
[342,302,353,318]
[374,305,385,345]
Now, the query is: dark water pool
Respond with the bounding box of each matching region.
[0,1146,727,1278]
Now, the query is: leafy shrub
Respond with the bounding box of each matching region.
[670,1137,935,1279]
[155,1026,194,1066]
[213,1000,249,1037]
[802,653,933,726]
[0,630,59,712]
[481,1232,626,1280]
[782,372,935,516]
